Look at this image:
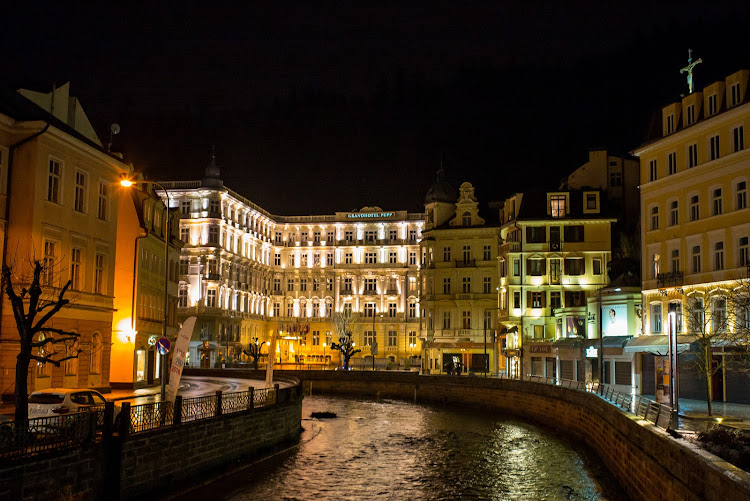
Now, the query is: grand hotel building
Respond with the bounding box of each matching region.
[161,161,424,369]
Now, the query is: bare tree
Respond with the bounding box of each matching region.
[2,260,80,422]
[330,309,361,370]
[683,280,750,416]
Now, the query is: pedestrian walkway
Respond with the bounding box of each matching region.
[643,395,750,432]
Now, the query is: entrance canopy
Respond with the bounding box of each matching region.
[623,335,696,355]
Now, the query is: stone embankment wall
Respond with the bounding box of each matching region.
[188,368,750,501]
[118,386,302,499]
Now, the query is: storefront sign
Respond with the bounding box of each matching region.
[585,346,598,358]
[529,345,551,353]
[346,212,395,219]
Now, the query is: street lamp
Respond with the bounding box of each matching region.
[121,179,172,400]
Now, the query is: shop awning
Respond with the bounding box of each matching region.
[552,337,582,348]
[623,335,696,354]
[601,336,632,348]
[429,341,487,350]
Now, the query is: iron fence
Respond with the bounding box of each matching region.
[128,401,175,433]
[182,394,217,423]
[221,390,252,414]
[0,412,95,459]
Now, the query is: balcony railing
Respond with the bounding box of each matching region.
[500,241,520,254]
[455,259,476,268]
[656,271,684,288]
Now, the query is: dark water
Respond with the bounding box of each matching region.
[177,396,627,501]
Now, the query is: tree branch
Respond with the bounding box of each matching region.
[32,279,72,332]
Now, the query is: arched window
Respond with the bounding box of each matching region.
[462,211,471,226]
[90,332,102,375]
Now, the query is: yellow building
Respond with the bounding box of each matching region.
[632,68,750,402]
[161,162,424,369]
[497,189,614,380]
[111,181,182,389]
[0,84,130,396]
[419,176,501,375]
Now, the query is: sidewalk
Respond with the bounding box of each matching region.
[674,398,750,432]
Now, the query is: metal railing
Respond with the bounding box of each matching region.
[0,412,96,459]
[522,375,674,431]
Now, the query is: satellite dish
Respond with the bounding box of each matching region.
[110,123,121,135]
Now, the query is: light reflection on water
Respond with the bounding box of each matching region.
[207,396,627,501]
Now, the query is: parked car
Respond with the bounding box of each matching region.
[28,389,121,429]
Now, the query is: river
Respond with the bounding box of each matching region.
[174,395,627,501]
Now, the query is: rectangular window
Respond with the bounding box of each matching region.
[712,298,727,333]
[708,94,717,115]
[312,331,320,346]
[740,237,749,267]
[364,278,377,293]
[714,241,724,271]
[668,152,677,175]
[734,125,745,152]
[462,311,471,329]
[47,159,61,203]
[564,258,584,276]
[713,188,723,216]
[180,258,188,275]
[389,251,397,264]
[462,277,471,293]
[688,143,698,168]
[549,259,561,284]
[344,230,354,241]
[70,248,82,290]
[343,278,352,293]
[209,200,220,215]
[181,200,191,215]
[526,227,546,243]
[483,276,491,294]
[550,291,561,310]
[736,181,747,210]
[563,225,584,242]
[666,114,674,134]
[649,159,657,182]
[364,230,376,241]
[671,249,680,273]
[327,253,333,266]
[409,252,417,265]
[686,104,695,125]
[443,247,451,262]
[313,278,320,291]
[287,302,294,317]
[513,259,520,276]
[287,279,294,291]
[690,195,700,221]
[179,288,188,308]
[710,135,720,161]
[388,302,397,318]
[94,253,105,294]
[670,200,679,226]
[388,330,397,347]
[586,193,598,209]
[650,206,659,230]
[179,227,188,243]
[313,231,321,243]
[326,277,334,291]
[408,303,416,319]
[731,82,741,106]
[74,171,87,212]
[364,303,376,318]
[513,291,521,309]
[483,245,491,260]
[550,195,566,218]
[593,259,602,275]
[389,229,398,241]
[462,245,471,262]
[345,252,353,264]
[609,171,622,187]
[97,183,108,220]
[692,245,701,273]
[442,278,451,294]
[531,291,543,308]
[274,253,281,266]
[301,231,308,242]
[300,278,307,291]
[273,278,281,292]
[528,258,545,276]
[209,226,219,244]
[650,303,662,333]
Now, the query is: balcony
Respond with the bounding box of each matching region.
[500,241,520,254]
[455,259,476,268]
[656,271,684,288]
[206,273,221,281]
[456,293,473,300]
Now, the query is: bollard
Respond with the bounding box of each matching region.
[216,390,223,417]
[174,396,183,425]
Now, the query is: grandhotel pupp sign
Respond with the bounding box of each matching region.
[346,212,395,219]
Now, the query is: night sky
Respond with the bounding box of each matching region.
[4,2,750,215]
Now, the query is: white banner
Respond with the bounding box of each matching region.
[166,316,197,402]
[265,330,277,388]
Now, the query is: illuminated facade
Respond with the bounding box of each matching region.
[497,189,614,380]
[161,164,424,369]
[111,182,182,389]
[419,178,501,375]
[633,68,750,402]
[0,84,131,396]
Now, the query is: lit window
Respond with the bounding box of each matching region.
[550,195,566,218]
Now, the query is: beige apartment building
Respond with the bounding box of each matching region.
[419,176,501,375]
[633,68,750,403]
[0,84,131,397]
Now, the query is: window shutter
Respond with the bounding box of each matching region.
[526,291,532,306]
[541,292,546,308]
[541,259,546,275]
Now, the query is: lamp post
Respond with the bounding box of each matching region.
[121,179,172,400]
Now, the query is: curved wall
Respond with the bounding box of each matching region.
[187,369,750,501]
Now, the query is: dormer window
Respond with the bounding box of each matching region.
[585,193,598,211]
[550,194,566,218]
[462,211,471,226]
[686,104,695,125]
[666,114,675,134]
[731,82,741,106]
[708,94,717,115]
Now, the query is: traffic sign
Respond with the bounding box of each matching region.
[157,337,171,356]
